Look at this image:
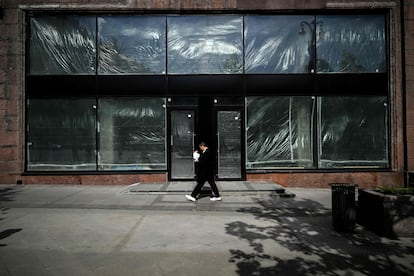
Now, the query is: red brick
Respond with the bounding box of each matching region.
[0,99,5,110]
[0,84,5,98]
[2,115,19,131]
[0,55,6,71]
[1,8,19,25]
[0,146,18,161]
[405,50,414,66]
[2,0,20,9]
[0,130,19,146]
[237,0,326,9]
[247,172,402,189]
[0,42,6,57]
[0,173,20,184]
[5,94,23,117]
[22,173,167,185]
[0,70,6,83]
[407,142,414,161]
[0,160,20,173]
[5,67,18,85]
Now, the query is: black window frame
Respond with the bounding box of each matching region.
[24,10,391,174]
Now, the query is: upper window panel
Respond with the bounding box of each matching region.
[167,16,243,74]
[245,16,314,74]
[98,16,166,74]
[29,16,96,75]
[316,15,386,73]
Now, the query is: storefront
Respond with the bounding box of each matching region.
[0,1,410,187]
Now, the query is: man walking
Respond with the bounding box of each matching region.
[185,142,221,202]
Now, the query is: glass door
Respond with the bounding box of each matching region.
[170,110,196,179]
[217,110,242,179]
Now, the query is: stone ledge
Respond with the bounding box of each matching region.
[357,188,414,238]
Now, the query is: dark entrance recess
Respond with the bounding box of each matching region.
[197,96,215,148]
[167,96,244,181]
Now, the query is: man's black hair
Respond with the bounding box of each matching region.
[199,141,208,147]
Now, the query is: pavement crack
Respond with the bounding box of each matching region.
[41,189,83,208]
[110,216,145,253]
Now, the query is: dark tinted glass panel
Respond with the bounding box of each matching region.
[30,16,96,75]
[98,98,166,170]
[170,110,195,179]
[246,96,314,169]
[316,15,386,73]
[98,16,166,74]
[168,15,243,74]
[218,110,242,178]
[319,96,388,168]
[27,99,96,171]
[245,16,314,73]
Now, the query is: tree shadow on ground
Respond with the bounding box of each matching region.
[226,195,414,276]
[0,186,22,246]
[0,186,19,202]
[0,186,20,220]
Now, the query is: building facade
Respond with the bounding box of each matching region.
[0,0,412,188]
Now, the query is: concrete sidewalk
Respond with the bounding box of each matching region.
[0,182,413,276]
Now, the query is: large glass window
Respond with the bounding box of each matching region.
[98,98,166,170]
[246,96,314,169]
[167,15,243,74]
[29,16,96,75]
[318,96,388,168]
[98,16,166,74]
[27,99,97,171]
[316,15,386,73]
[26,14,390,172]
[245,15,314,74]
[29,14,386,75]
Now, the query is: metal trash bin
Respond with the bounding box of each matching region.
[330,183,357,232]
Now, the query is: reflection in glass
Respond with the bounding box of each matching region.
[319,96,388,168]
[170,111,195,179]
[245,16,314,73]
[168,15,243,74]
[30,16,96,75]
[27,99,96,171]
[246,96,314,169]
[98,98,166,170]
[316,15,386,73]
[98,16,166,74]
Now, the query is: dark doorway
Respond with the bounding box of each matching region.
[168,96,244,181]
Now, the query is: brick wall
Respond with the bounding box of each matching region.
[0,3,23,184]
[0,0,409,187]
[405,0,414,181]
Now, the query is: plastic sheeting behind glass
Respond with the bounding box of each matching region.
[98,98,166,170]
[30,16,96,75]
[98,16,166,74]
[168,16,243,74]
[170,111,195,179]
[218,111,242,178]
[319,96,388,168]
[27,99,96,171]
[316,15,386,73]
[245,16,314,74]
[246,96,314,169]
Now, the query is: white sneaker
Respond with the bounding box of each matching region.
[185,195,196,202]
[210,197,222,201]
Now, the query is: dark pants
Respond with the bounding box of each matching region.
[191,175,220,198]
